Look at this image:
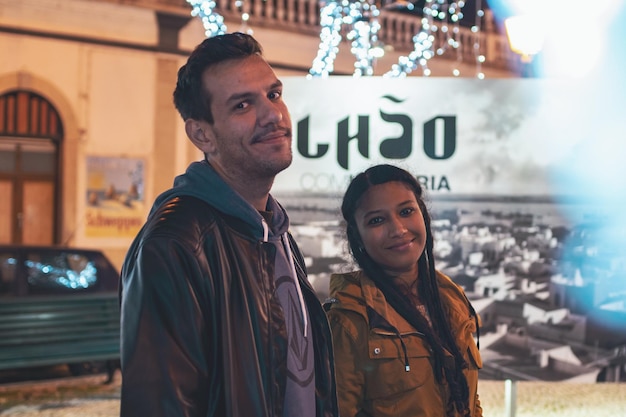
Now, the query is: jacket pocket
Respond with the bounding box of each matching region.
[365,331,434,400]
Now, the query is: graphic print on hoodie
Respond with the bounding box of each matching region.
[266,213,315,417]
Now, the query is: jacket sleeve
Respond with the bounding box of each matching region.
[120,237,213,417]
[327,309,369,417]
[462,301,483,417]
[474,393,483,417]
[468,338,483,417]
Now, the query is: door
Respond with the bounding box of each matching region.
[0,91,62,245]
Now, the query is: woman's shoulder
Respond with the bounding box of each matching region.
[326,270,368,314]
[435,270,466,297]
[329,270,360,290]
[435,270,479,325]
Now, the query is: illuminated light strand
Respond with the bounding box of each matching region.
[186,0,227,38]
[447,1,464,77]
[384,0,436,78]
[234,0,254,35]
[473,0,485,79]
[308,2,344,78]
[385,0,482,78]
[350,3,382,76]
[309,0,382,78]
[184,0,483,78]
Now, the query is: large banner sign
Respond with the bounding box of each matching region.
[275,77,626,383]
[276,77,621,197]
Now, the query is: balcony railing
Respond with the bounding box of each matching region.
[118,0,518,71]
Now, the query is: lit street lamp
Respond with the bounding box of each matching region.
[504,15,545,77]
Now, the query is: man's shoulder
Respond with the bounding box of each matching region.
[153,194,217,220]
[151,195,217,219]
[122,197,217,269]
[143,195,256,243]
[141,195,220,239]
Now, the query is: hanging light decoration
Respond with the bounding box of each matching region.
[472,0,486,79]
[184,0,485,78]
[309,0,382,78]
[350,4,383,76]
[383,0,437,78]
[186,0,227,38]
[385,0,483,78]
[308,2,344,77]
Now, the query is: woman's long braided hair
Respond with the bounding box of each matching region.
[341,164,471,417]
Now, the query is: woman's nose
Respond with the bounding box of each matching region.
[388,216,407,236]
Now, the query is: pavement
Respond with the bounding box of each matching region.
[0,373,120,417]
[0,373,625,417]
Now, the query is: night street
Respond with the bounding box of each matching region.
[1,370,625,417]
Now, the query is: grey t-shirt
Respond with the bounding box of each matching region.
[273,240,315,417]
[264,209,316,417]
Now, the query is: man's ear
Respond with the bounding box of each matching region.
[185,119,216,154]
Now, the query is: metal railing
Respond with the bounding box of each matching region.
[215,0,514,70]
[121,0,518,71]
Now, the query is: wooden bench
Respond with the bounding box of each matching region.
[0,292,120,373]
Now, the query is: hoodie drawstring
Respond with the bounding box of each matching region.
[397,331,411,372]
[261,218,269,242]
[282,233,308,338]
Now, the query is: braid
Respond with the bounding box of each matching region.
[421,206,471,416]
[341,164,473,417]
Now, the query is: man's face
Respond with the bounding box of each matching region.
[198,54,293,183]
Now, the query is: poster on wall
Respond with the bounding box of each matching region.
[85,156,145,238]
[275,77,626,383]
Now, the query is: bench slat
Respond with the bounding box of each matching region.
[0,293,121,371]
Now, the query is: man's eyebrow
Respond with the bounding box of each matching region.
[225,80,284,104]
[226,91,253,104]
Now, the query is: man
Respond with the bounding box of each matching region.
[119,32,337,417]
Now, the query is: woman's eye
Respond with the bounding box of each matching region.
[367,216,383,226]
[400,207,415,216]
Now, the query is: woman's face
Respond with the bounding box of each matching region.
[354,181,427,284]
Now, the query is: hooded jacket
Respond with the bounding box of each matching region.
[326,270,482,417]
[119,160,338,417]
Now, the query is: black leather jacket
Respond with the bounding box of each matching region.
[120,196,338,417]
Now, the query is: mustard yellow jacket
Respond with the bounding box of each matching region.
[327,270,482,417]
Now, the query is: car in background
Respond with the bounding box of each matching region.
[0,245,121,383]
[0,245,119,297]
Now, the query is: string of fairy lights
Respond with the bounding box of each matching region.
[185,0,485,78]
[310,0,383,77]
[385,0,485,78]
[187,0,226,37]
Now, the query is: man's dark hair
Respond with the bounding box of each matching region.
[173,32,263,123]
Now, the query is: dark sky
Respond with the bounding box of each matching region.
[386,0,498,28]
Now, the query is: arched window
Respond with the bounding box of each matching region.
[0,90,63,245]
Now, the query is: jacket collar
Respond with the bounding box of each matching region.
[329,270,478,336]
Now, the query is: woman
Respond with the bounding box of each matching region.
[327,164,482,417]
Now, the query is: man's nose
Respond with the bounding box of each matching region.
[259,99,283,125]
